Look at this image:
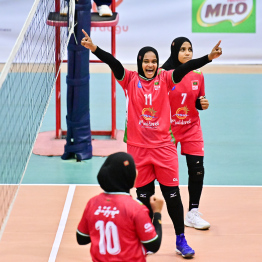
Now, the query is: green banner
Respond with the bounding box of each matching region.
[192,0,256,33]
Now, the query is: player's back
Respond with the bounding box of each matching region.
[85,193,156,262]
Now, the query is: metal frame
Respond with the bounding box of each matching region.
[53,0,117,139]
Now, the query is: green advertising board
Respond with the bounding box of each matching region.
[192,0,256,33]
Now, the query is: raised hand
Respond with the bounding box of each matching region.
[208,40,222,61]
[81,29,97,52]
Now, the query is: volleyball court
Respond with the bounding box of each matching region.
[0,1,262,262]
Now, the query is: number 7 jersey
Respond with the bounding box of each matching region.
[169,70,205,142]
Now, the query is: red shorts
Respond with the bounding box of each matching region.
[178,141,204,156]
[127,144,179,188]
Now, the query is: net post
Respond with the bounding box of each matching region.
[55,0,62,139]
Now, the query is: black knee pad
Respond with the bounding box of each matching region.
[136,181,155,202]
[160,185,181,208]
[136,181,155,219]
[188,166,204,182]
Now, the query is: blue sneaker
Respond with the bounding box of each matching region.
[176,233,195,258]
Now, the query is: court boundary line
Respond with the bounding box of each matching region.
[48,184,76,262]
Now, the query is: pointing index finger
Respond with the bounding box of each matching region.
[82,29,89,37]
[214,40,221,48]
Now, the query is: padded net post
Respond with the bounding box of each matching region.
[61,0,92,161]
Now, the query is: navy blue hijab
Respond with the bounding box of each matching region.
[162,37,192,70]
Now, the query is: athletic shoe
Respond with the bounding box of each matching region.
[176,233,195,258]
[60,5,68,16]
[97,5,113,17]
[185,208,210,230]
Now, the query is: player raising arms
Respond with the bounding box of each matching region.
[81,29,222,258]
[77,152,164,261]
[161,37,218,230]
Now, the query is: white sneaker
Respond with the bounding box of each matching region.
[97,5,113,17]
[60,5,68,16]
[185,208,210,230]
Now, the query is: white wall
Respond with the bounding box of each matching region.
[1,0,261,64]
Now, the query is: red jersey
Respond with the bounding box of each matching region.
[77,193,158,262]
[169,70,205,142]
[117,68,176,148]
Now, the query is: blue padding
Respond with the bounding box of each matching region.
[64,143,87,152]
[66,75,90,86]
[66,116,90,128]
[62,0,92,161]
[75,3,92,11]
[68,44,88,51]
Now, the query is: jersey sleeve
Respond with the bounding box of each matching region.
[158,69,176,91]
[77,204,90,237]
[134,204,158,243]
[199,72,205,97]
[116,68,133,91]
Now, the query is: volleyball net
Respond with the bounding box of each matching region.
[0,0,68,239]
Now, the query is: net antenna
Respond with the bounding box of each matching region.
[0,0,68,240]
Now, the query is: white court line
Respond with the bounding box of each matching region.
[48,184,76,262]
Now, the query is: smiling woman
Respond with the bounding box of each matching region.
[81,28,222,259]
[141,51,158,79]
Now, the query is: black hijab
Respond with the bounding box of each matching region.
[137,46,159,80]
[161,37,192,70]
[97,152,136,193]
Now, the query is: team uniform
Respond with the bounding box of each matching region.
[161,36,212,231]
[87,43,214,256]
[77,192,158,262]
[117,68,179,187]
[169,70,205,156]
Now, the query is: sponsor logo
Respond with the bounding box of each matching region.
[192,0,256,33]
[173,178,178,182]
[170,192,177,197]
[94,206,120,218]
[192,80,199,90]
[141,107,157,121]
[171,119,191,125]
[154,80,160,90]
[139,120,159,128]
[174,106,189,120]
[144,223,154,233]
[140,193,147,198]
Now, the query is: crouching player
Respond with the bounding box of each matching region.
[77,152,164,262]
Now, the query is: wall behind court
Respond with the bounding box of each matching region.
[0,0,261,64]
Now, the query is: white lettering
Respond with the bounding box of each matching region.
[171,119,191,125]
[94,206,120,218]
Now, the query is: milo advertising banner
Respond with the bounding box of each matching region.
[192,0,256,33]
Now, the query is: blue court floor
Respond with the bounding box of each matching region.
[22,72,262,186]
